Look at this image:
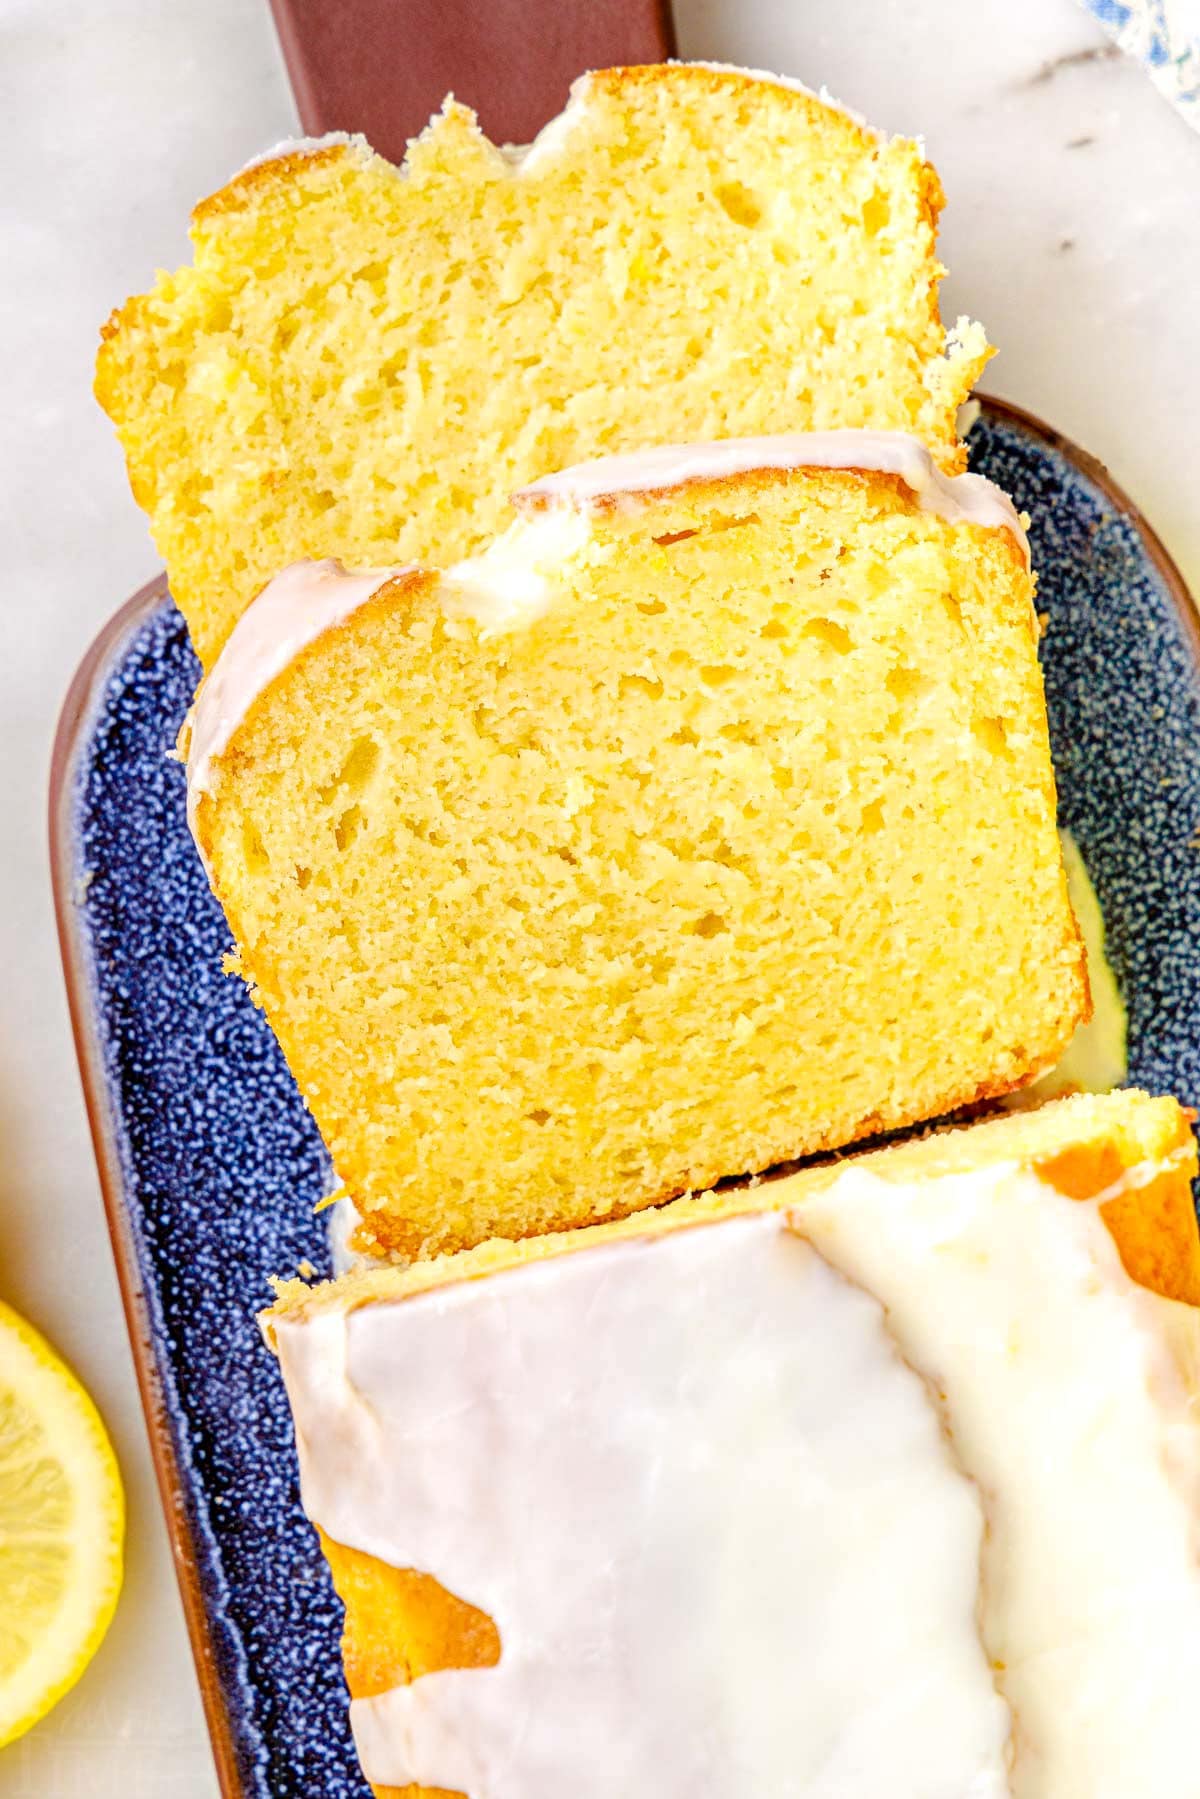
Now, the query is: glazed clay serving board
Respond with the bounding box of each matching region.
[52,397,1200,1794]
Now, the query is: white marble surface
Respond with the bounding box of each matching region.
[1,0,1198,1792]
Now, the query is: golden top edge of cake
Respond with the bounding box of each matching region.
[95,60,991,670]
[190,62,898,229]
[263,1090,1200,1798]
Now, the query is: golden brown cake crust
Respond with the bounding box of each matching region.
[320,1529,495,1799]
[1034,1108,1200,1304]
[189,141,358,226]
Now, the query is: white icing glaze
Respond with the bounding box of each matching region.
[794,1161,1200,1798]
[184,559,414,833]
[441,507,592,635]
[512,83,591,175]
[517,430,1031,568]
[275,1214,1009,1796]
[326,1192,367,1278]
[273,1154,1200,1798]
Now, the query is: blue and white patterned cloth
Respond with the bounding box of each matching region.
[1082,0,1200,128]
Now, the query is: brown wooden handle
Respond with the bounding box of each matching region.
[268,0,676,163]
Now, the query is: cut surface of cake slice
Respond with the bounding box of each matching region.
[96,60,990,670]
[186,432,1087,1258]
[263,1090,1200,1799]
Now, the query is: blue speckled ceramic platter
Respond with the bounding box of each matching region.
[51,397,1200,1798]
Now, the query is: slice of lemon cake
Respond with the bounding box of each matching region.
[185,431,1087,1259]
[96,61,990,671]
[263,1090,1200,1799]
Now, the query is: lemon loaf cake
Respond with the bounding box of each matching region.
[264,1089,1200,1799]
[96,61,991,671]
[186,432,1087,1259]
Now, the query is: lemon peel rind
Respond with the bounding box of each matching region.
[0,1300,125,1747]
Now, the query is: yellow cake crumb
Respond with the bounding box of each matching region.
[195,456,1086,1258]
[96,63,990,670]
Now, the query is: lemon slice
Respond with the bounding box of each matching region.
[0,1300,124,1745]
